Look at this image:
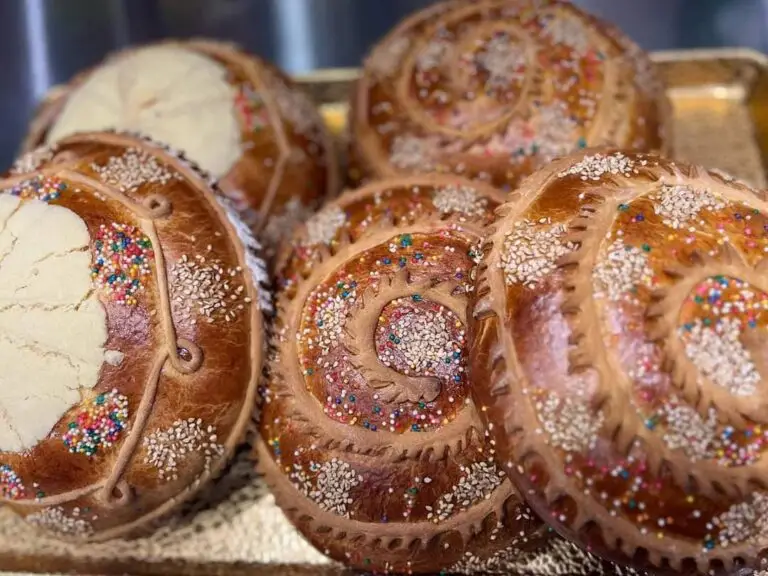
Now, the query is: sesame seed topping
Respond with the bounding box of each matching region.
[659,398,719,462]
[143,419,225,482]
[291,458,362,518]
[475,34,526,88]
[430,460,503,523]
[11,145,55,175]
[558,153,636,180]
[171,254,248,323]
[651,184,727,229]
[710,492,768,548]
[592,239,654,301]
[499,220,575,287]
[389,134,438,171]
[681,317,760,396]
[432,185,487,217]
[537,389,604,454]
[543,12,589,56]
[303,205,347,247]
[26,506,94,537]
[375,296,465,379]
[90,148,180,192]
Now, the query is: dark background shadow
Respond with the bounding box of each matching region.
[3,0,766,166]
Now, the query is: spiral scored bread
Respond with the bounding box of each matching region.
[469,148,768,574]
[350,0,669,190]
[257,175,556,573]
[23,39,337,257]
[0,132,267,540]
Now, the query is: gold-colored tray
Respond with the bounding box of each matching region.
[1,47,768,576]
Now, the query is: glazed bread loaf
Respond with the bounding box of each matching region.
[0,132,267,540]
[470,148,768,574]
[23,39,337,258]
[350,0,669,190]
[258,175,551,573]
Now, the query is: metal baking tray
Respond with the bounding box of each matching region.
[1,47,767,576]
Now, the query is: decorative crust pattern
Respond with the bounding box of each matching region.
[350,0,669,190]
[469,147,768,574]
[259,175,549,573]
[0,132,265,541]
[21,39,338,257]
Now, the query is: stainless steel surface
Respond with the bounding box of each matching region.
[3,0,768,168]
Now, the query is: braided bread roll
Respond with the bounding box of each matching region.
[258,175,553,573]
[470,148,768,574]
[0,132,267,540]
[350,0,669,190]
[23,39,337,258]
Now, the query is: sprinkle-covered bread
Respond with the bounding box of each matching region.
[470,148,768,574]
[350,0,669,190]
[0,132,266,541]
[23,39,337,257]
[258,175,549,573]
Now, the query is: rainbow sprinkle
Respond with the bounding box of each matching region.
[0,464,25,500]
[235,83,269,133]
[3,175,67,202]
[91,223,154,306]
[62,389,129,457]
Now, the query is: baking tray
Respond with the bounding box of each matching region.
[1,47,767,576]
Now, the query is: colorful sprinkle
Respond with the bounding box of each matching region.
[62,389,129,457]
[91,222,154,306]
[0,464,25,500]
[3,174,67,202]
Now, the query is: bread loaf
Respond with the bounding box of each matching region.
[470,148,768,574]
[23,40,337,258]
[350,0,669,190]
[0,131,267,540]
[258,175,549,573]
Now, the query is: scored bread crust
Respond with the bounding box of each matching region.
[350,0,671,190]
[22,39,338,256]
[258,175,550,573]
[0,131,266,541]
[469,147,768,575]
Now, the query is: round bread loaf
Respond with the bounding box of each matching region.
[350,0,669,190]
[23,39,337,257]
[0,131,267,540]
[469,148,768,574]
[258,175,548,573]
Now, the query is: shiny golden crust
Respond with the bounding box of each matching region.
[0,132,265,541]
[350,0,670,190]
[259,175,548,573]
[470,147,768,574]
[22,38,338,257]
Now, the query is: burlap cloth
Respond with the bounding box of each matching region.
[0,53,766,575]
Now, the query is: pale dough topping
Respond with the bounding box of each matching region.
[46,45,242,179]
[0,195,107,452]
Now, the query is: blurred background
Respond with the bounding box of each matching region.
[2,0,767,166]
